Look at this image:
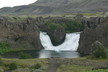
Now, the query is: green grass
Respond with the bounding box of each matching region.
[87,69,108,72]
[1,58,48,71]
[57,64,108,72]
[0,58,107,72]
[2,58,48,66]
[57,64,91,72]
[82,13,97,16]
[0,42,36,55]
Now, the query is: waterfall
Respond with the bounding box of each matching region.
[40,32,80,52]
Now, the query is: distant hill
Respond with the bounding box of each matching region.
[0,0,108,15]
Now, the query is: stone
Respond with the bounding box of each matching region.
[0,16,42,50]
[47,27,66,46]
[78,17,108,55]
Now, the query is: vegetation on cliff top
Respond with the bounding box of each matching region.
[45,19,84,33]
[63,20,84,32]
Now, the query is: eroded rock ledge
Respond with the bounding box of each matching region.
[0,16,42,50]
[0,16,68,49]
[78,17,108,55]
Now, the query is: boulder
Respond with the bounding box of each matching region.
[47,26,66,46]
[38,17,67,46]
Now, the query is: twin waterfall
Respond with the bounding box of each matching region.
[40,32,80,52]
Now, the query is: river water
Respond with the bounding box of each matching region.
[39,32,80,58]
[2,32,81,58]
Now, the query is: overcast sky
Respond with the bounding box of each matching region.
[0,0,37,8]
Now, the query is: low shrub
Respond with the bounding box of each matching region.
[0,42,11,54]
[63,20,84,32]
[32,63,41,69]
[45,19,84,33]
[46,22,63,30]
[9,62,18,70]
[93,45,107,59]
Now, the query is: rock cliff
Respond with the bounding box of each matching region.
[37,17,67,46]
[0,16,42,50]
[78,17,108,55]
[47,26,66,46]
[0,16,68,49]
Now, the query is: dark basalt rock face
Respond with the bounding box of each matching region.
[37,17,67,46]
[78,17,108,55]
[0,16,42,50]
[0,16,67,49]
[47,27,66,46]
[82,17,108,29]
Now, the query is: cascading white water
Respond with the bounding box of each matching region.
[40,32,80,52]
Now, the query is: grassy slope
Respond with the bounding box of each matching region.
[0,0,108,15]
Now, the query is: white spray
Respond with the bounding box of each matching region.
[40,32,80,52]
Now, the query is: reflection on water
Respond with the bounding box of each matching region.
[1,50,80,58]
[39,50,80,58]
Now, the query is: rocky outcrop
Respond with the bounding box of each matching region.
[82,17,108,29]
[0,16,68,49]
[78,17,108,55]
[0,16,42,50]
[92,41,104,51]
[37,17,67,46]
[47,27,66,46]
